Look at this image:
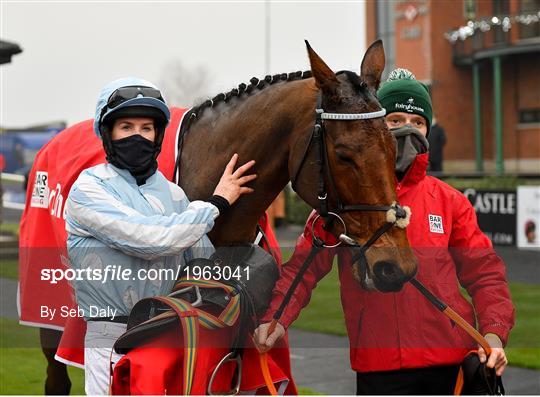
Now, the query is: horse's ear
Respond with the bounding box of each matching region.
[360,40,386,91]
[305,40,338,94]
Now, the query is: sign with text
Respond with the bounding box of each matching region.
[517,186,540,249]
[462,189,517,246]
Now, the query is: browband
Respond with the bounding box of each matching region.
[315,108,386,120]
[316,108,386,120]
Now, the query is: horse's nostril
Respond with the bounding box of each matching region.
[382,264,396,278]
[373,261,402,283]
[372,261,407,292]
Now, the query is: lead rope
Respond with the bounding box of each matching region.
[254,224,281,395]
[409,278,492,355]
[409,278,499,395]
[257,238,325,395]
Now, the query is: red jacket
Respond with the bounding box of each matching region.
[262,153,515,373]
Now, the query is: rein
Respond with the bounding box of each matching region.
[265,237,493,389]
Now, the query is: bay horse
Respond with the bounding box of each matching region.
[29,40,417,393]
[179,40,417,290]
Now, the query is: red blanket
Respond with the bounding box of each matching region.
[18,108,297,394]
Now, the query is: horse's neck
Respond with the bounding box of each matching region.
[180,80,317,246]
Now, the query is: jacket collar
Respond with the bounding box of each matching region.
[399,152,428,187]
[109,163,157,187]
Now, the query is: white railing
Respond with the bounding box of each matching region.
[1,172,26,211]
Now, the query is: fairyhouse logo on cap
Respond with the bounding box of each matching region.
[395,97,425,113]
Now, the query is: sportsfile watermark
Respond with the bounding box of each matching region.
[40,263,250,284]
[41,265,176,284]
[10,246,528,349]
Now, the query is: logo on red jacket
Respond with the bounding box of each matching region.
[428,214,444,234]
[30,171,49,208]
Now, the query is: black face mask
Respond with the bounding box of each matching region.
[110,134,158,186]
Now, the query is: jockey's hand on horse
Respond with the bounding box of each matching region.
[214,153,257,205]
[253,321,286,353]
[478,333,508,376]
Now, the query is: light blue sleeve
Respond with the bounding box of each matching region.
[65,171,219,260]
[189,235,216,260]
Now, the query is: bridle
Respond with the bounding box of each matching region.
[290,95,410,252]
[269,94,412,327]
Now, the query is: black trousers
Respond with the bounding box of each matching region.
[356,365,460,395]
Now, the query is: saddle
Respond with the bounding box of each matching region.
[113,244,279,394]
[206,244,280,318]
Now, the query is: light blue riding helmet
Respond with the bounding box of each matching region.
[93,77,171,139]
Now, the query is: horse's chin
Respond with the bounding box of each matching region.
[372,277,405,293]
[352,262,405,292]
[352,262,377,291]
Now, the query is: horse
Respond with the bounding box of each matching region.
[178,41,417,292]
[21,40,417,394]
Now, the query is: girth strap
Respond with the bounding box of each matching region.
[116,278,244,395]
[151,296,199,395]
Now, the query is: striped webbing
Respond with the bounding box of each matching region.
[147,279,240,394]
[152,296,199,395]
[173,278,241,328]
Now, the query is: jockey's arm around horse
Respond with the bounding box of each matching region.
[66,154,256,260]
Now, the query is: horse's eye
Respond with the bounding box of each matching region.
[335,150,355,165]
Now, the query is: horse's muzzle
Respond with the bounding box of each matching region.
[372,261,408,292]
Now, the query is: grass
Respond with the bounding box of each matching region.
[0,249,326,394]
[505,283,540,369]
[0,259,18,280]
[0,318,85,395]
[298,387,323,395]
[0,222,20,236]
[291,266,540,369]
[292,262,347,336]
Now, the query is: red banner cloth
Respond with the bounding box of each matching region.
[18,108,296,394]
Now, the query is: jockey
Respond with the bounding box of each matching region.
[65,77,256,395]
[254,69,515,394]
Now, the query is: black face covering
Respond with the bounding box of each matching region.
[110,134,158,186]
[390,124,429,179]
